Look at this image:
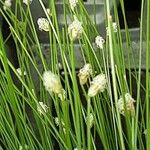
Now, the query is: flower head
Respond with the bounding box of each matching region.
[68,17,83,41]
[88,74,107,97]
[3,0,12,10]
[54,117,65,126]
[69,0,78,11]
[23,0,32,5]
[78,64,92,85]
[37,18,50,32]
[37,102,48,115]
[95,36,105,49]
[117,93,135,116]
[54,117,66,133]
[43,71,63,94]
[16,68,26,76]
[106,22,117,36]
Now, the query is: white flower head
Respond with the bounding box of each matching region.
[68,17,83,41]
[106,22,117,36]
[3,0,12,10]
[16,68,26,76]
[88,74,107,97]
[37,102,48,115]
[78,64,92,85]
[117,93,135,116]
[37,18,50,32]
[43,71,63,94]
[54,117,65,127]
[69,0,78,11]
[95,35,105,49]
[54,117,59,126]
[86,113,94,128]
[23,0,32,5]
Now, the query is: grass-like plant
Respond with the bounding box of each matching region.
[0,0,149,149]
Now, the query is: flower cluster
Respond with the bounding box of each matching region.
[68,17,83,41]
[88,74,107,97]
[3,0,12,10]
[117,93,135,116]
[37,18,50,32]
[78,64,92,85]
[43,71,63,94]
[95,35,105,49]
[69,0,78,11]
[37,102,48,115]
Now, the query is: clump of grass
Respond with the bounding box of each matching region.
[0,0,149,149]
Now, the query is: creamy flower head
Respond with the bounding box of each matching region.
[88,74,107,97]
[95,36,105,49]
[3,0,12,10]
[69,0,78,11]
[117,93,135,116]
[16,68,26,76]
[23,0,32,5]
[68,17,83,41]
[43,71,63,94]
[37,102,48,115]
[78,64,92,85]
[37,18,50,32]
